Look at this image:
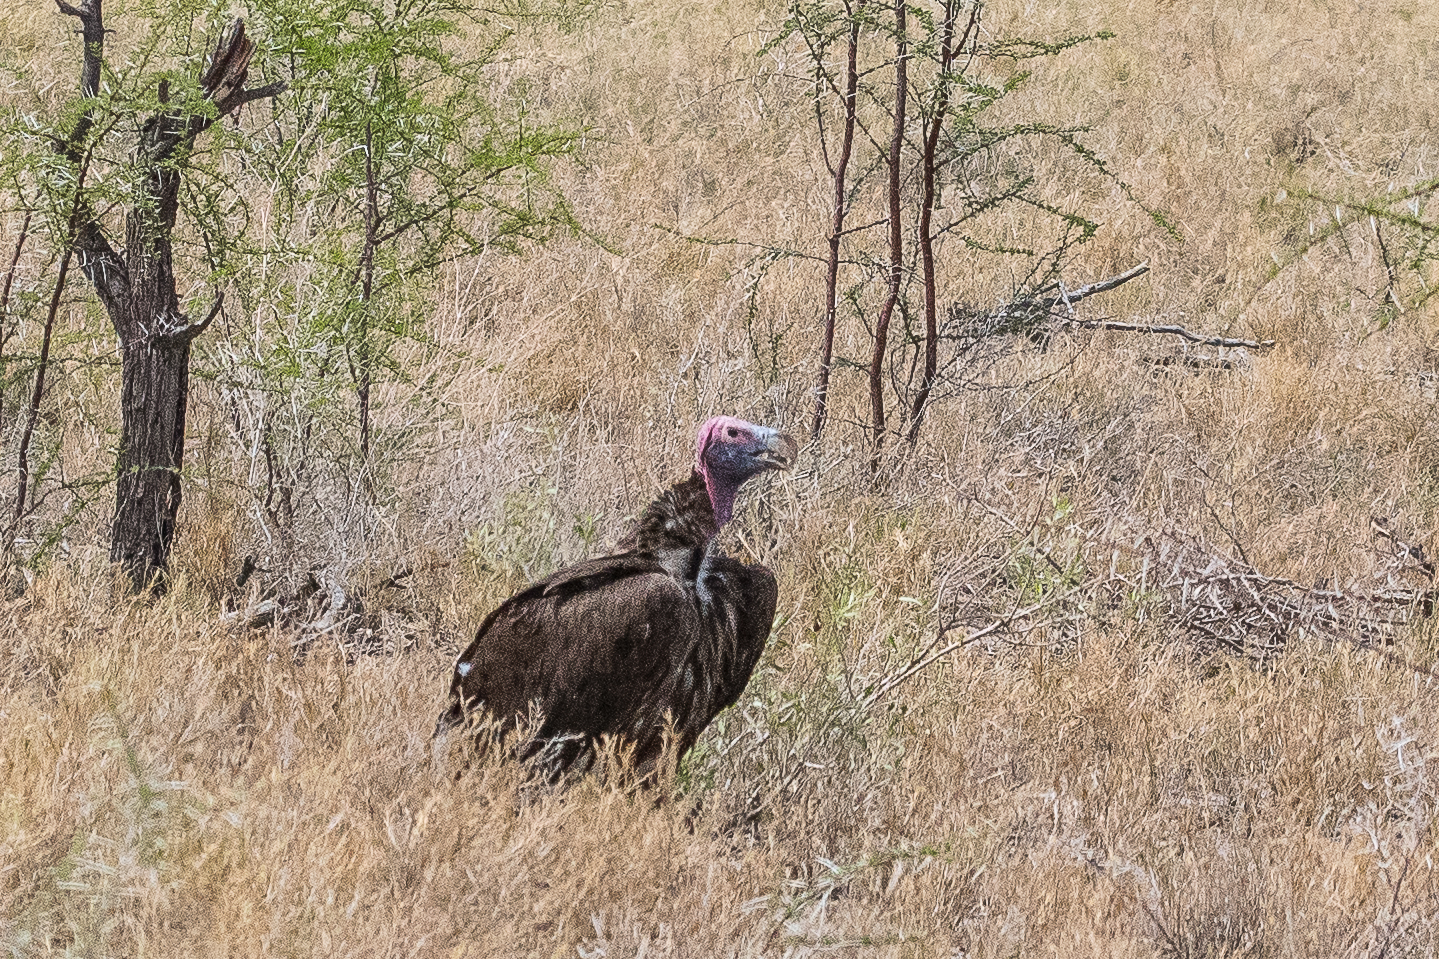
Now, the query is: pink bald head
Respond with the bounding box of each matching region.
[694,416,797,527]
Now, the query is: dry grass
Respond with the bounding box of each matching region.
[5,0,1439,954]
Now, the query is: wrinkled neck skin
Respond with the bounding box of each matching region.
[702,467,742,529]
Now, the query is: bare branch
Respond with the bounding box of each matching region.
[1064,318,1275,350]
[868,0,907,470]
[221,597,282,628]
[0,211,31,346]
[986,262,1150,324]
[8,247,73,549]
[1045,261,1151,308]
[959,263,1274,352]
[54,0,105,155]
[52,0,127,310]
[159,291,223,346]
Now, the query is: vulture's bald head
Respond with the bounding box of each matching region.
[695,416,797,527]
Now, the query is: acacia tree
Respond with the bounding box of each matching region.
[3,0,574,586]
[777,0,1138,461]
[252,0,577,467]
[41,0,283,589]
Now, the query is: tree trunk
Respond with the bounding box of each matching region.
[55,0,283,590]
[110,309,194,582]
[906,1,977,446]
[868,0,907,472]
[811,0,866,444]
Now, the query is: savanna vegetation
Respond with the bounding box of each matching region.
[4,0,1439,954]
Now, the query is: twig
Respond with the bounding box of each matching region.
[982,260,1275,351]
[1102,528,1438,669]
[8,245,73,550]
[221,598,281,628]
[866,0,908,471]
[861,598,1054,709]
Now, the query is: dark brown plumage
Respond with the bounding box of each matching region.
[438,416,797,780]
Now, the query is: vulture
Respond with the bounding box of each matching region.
[438,416,798,780]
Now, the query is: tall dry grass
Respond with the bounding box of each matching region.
[4,0,1439,954]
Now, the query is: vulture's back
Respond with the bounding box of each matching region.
[441,549,778,777]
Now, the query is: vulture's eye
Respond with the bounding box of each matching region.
[727,427,739,438]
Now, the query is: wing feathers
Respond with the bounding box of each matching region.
[447,548,779,778]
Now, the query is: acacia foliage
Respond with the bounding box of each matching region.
[246,0,579,463]
[0,0,578,574]
[768,0,1155,457]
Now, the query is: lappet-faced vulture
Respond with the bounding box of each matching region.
[437,416,797,780]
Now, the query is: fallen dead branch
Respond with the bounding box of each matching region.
[1107,530,1435,659]
[962,262,1152,339]
[1065,319,1275,351]
[953,262,1276,357]
[221,556,451,655]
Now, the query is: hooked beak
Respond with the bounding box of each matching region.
[753,428,799,471]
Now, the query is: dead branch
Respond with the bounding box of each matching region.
[948,264,1275,360]
[1044,261,1152,313]
[1102,529,1435,660]
[220,598,282,628]
[972,262,1151,334]
[937,493,1438,678]
[810,0,867,443]
[1065,318,1276,351]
